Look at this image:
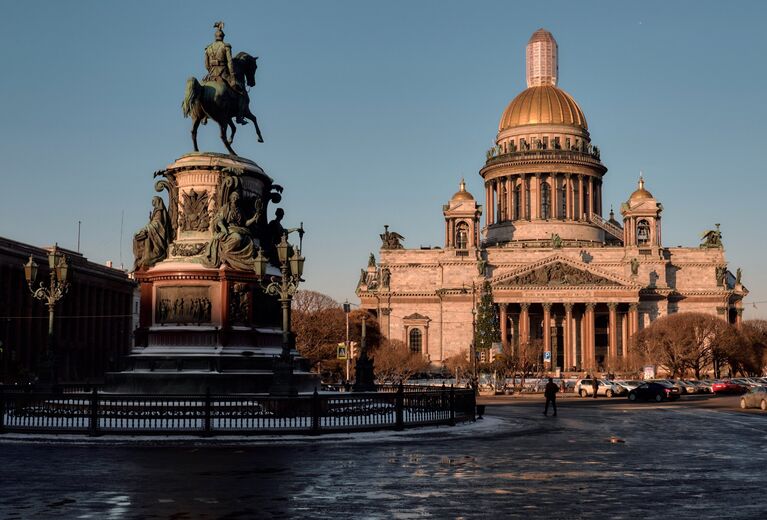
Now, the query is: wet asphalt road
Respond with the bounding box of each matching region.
[1,395,766,519]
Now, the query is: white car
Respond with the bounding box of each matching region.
[574,378,624,398]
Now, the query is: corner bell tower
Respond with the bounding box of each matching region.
[444,179,482,251]
[621,176,663,251]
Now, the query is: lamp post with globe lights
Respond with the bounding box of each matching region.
[254,229,305,396]
[23,245,70,387]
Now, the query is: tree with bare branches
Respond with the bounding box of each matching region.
[292,290,340,314]
[443,351,471,381]
[731,319,766,376]
[372,339,430,383]
[634,312,744,378]
[490,339,545,391]
[291,291,345,381]
[292,296,384,382]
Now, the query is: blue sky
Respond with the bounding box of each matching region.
[1,1,765,318]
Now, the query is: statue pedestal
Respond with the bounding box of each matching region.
[107,153,318,394]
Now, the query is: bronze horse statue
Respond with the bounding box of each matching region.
[182,52,264,155]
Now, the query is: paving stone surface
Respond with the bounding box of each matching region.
[1,395,765,519]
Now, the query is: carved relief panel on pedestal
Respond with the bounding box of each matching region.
[156,286,212,324]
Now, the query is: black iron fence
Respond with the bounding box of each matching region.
[0,385,475,436]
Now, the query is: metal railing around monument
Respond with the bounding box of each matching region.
[0,385,475,437]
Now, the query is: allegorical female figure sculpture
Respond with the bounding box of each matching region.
[204,191,257,270]
[133,196,173,270]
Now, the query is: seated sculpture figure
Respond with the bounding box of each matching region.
[205,191,257,270]
[133,196,173,270]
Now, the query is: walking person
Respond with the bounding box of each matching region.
[592,376,599,398]
[543,377,559,416]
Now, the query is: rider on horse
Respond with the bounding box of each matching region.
[204,22,247,124]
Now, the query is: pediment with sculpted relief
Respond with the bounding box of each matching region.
[496,260,623,288]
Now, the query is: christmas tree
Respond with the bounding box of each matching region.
[474,281,500,351]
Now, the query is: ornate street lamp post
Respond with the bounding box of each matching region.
[24,245,70,387]
[471,282,478,378]
[254,231,305,396]
[343,301,351,383]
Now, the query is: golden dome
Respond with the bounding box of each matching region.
[629,176,653,202]
[499,85,588,131]
[451,179,475,201]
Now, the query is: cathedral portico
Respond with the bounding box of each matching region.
[493,299,639,371]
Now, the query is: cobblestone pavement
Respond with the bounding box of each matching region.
[1,395,766,519]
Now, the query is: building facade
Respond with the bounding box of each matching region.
[357,29,747,373]
[0,236,136,383]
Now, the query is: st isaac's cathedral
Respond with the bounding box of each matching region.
[356,29,747,372]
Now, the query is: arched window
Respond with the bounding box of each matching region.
[513,184,521,220]
[541,181,551,220]
[455,222,469,250]
[637,219,651,245]
[408,329,422,354]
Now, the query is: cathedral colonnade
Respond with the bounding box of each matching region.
[485,172,603,224]
[496,301,639,372]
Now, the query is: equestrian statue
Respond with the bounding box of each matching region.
[182,21,264,155]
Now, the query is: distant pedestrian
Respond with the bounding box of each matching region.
[592,377,599,398]
[543,377,559,416]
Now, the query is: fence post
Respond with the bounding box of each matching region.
[395,382,404,431]
[311,389,320,435]
[0,387,5,434]
[89,387,100,437]
[203,387,212,437]
[449,385,456,426]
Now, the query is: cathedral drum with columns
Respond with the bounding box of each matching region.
[356,29,747,373]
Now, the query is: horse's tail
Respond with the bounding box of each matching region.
[182,77,201,118]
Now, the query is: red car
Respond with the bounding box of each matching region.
[711,380,748,395]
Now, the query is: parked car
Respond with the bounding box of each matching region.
[731,378,757,388]
[615,380,643,392]
[675,380,702,394]
[711,380,748,395]
[739,387,767,411]
[662,380,692,394]
[574,378,623,398]
[628,382,681,402]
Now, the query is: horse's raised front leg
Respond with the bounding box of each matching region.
[191,117,202,152]
[227,119,237,145]
[219,120,237,155]
[245,109,264,143]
